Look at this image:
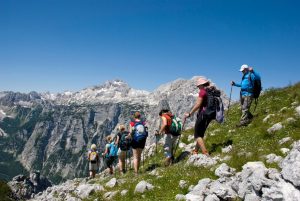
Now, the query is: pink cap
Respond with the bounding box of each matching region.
[196,77,209,86]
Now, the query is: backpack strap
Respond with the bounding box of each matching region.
[161,114,172,127]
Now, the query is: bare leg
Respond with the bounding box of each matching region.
[118,151,126,173]
[133,148,143,175]
[133,148,139,174]
[196,137,209,155]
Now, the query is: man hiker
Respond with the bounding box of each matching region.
[88,144,100,178]
[156,109,180,166]
[231,64,261,127]
[184,76,218,156]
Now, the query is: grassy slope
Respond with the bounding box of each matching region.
[83,83,300,201]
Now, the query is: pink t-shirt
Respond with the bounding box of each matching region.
[198,88,208,112]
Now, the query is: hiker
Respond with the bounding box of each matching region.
[231,64,261,127]
[184,77,217,156]
[102,135,118,175]
[115,124,131,174]
[128,111,148,175]
[156,109,180,166]
[88,144,100,178]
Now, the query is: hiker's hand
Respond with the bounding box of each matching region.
[184,112,191,118]
[249,67,253,72]
[231,81,235,86]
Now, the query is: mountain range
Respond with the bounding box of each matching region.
[0,77,228,184]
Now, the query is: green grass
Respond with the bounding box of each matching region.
[82,82,300,201]
[0,180,12,201]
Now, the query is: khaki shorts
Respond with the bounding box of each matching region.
[89,162,98,171]
[164,134,179,158]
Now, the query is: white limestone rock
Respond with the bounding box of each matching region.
[221,145,232,154]
[105,178,117,188]
[134,181,154,194]
[215,163,236,178]
[279,137,292,145]
[265,154,283,164]
[267,123,283,134]
[263,114,275,123]
[179,180,188,189]
[281,140,300,187]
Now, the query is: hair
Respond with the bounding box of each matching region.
[91,144,97,150]
[118,124,125,131]
[106,135,112,142]
[133,111,141,119]
[159,109,170,116]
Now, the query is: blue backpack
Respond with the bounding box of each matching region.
[132,121,148,142]
[108,142,118,157]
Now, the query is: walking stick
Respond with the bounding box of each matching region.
[142,150,145,171]
[129,148,131,170]
[125,150,127,173]
[227,85,233,116]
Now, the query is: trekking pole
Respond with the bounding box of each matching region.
[129,149,131,170]
[227,85,233,116]
[125,150,127,173]
[155,132,158,166]
[253,98,258,113]
[142,150,145,171]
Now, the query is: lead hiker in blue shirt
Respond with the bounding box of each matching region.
[231,64,261,127]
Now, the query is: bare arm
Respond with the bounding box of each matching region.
[115,135,120,145]
[185,96,203,118]
[102,145,109,156]
[158,116,168,135]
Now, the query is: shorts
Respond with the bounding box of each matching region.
[105,156,117,168]
[164,134,179,158]
[131,139,146,149]
[89,162,98,171]
[194,111,214,139]
[118,148,127,158]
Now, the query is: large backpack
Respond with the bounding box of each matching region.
[132,121,148,142]
[163,114,182,136]
[119,131,131,151]
[204,87,224,123]
[89,151,98,163]
[249,73,262,99]
[108,142,118,157]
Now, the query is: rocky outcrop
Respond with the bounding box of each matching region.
[183,140,300,201]
[8,171,51,200]
[281,141,300,187]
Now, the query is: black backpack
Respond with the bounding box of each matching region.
[119,131,131,151]
[203,87,221,118]
[249,73,262,99]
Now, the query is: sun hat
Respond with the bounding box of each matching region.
[196,76,209,87]
[239,64,249,72]
[91,144,97,150]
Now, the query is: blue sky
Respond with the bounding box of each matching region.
[0,0,299,99]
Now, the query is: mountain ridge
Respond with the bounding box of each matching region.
[0,76,228,184]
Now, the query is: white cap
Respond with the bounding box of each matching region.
[239,64,249,72]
